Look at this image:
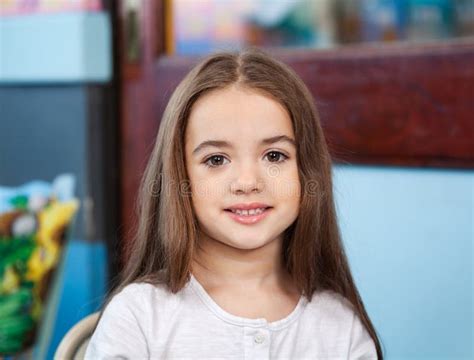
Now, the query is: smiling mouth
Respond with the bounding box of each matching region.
[224,207,272,216]
[223,207,273,225]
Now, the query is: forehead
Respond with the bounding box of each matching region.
[185,86,294,144]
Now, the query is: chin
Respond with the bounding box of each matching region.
[222,235,273,251]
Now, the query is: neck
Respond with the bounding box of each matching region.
[191,231,295,293]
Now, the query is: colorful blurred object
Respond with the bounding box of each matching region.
[171,0,329,54]
[0,174,79,356]
[0,0,101,16]
[171,0,474,55]
[405,0,456,40]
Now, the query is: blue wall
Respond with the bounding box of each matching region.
[334,165,473,359]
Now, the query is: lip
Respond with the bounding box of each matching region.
[224,207,272,225]
[225,202,271,211]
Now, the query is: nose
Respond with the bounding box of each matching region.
[230,161,263,194]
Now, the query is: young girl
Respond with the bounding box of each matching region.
[85,48,384,359]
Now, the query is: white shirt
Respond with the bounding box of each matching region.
[85,274,377,359]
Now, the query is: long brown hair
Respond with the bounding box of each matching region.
[101,47,384,359]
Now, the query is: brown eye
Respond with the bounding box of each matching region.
[266,151,288,163]
[204,155,228,168]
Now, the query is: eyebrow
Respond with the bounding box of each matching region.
[192,135,296,156]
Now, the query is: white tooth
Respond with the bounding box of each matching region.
[232,208,267,216]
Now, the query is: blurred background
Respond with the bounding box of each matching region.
[0,0,473,359]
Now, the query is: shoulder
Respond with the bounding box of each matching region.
[107,281,182,319]
[304,289,369,336]
[112,281,174,303]
[305,289,378,358]
[306,289,357,323]
[85,281,184,359]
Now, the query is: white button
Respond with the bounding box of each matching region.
[254,332,266,344]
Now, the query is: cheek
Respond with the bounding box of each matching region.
[188,173,226,216]
[270,166,301,201]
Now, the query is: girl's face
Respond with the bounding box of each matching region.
[185,85,301,251]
